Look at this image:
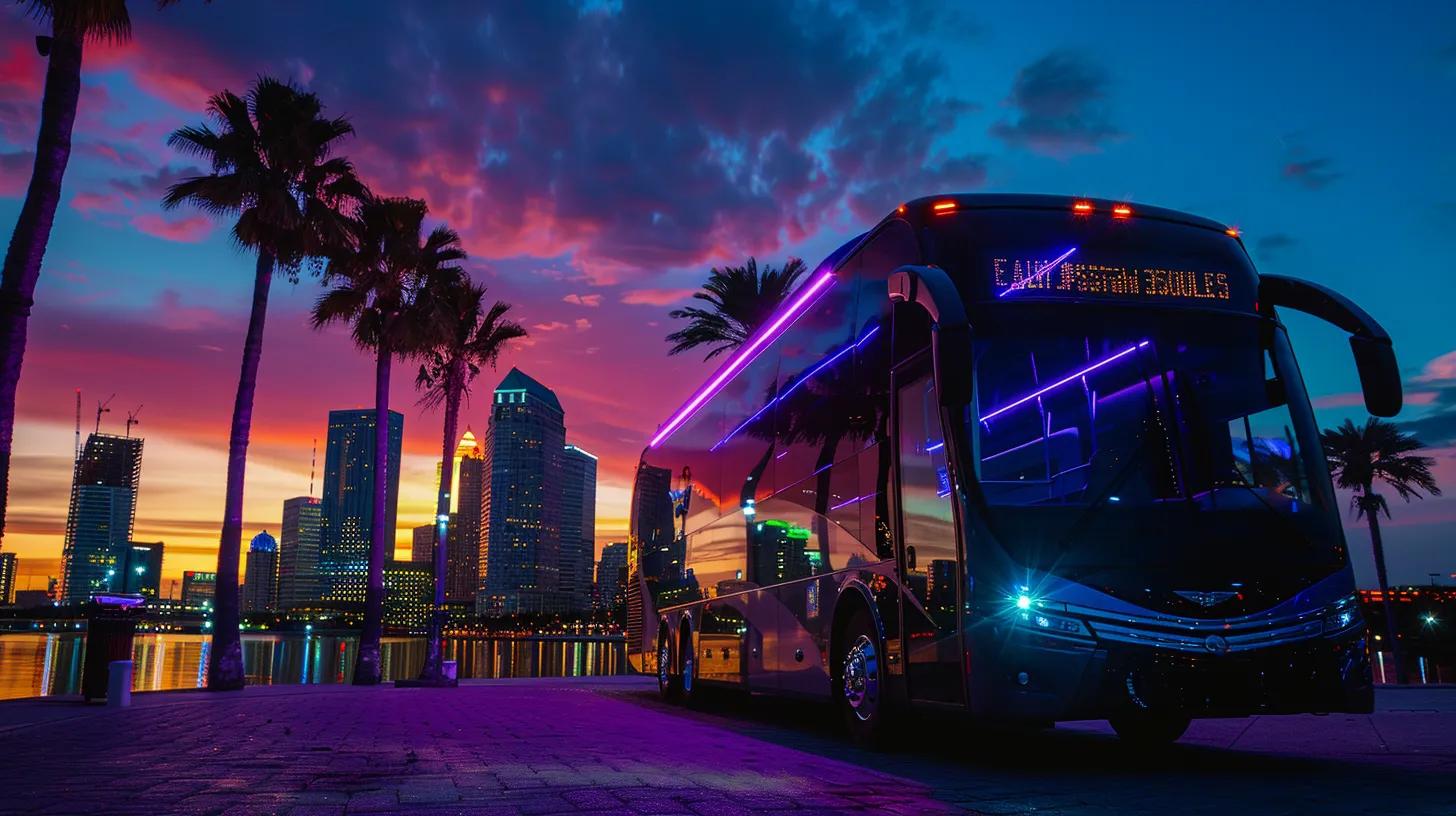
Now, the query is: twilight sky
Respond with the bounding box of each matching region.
[2,1,1454,593]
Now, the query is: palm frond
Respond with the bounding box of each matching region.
[26,0,132,43]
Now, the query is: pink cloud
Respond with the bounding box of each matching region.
[70,190,125,214]
[1313,391,1437,410]
[1416,350,1456,383]
[562,293,602,307]
[0,150,32,197]
[620,288,697,306]
[131,213,213,243]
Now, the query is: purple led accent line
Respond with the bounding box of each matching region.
[711,324,880,451]
[650,270,836,448]
[980,341,1150,423]
[829,491,877,511]
[998,247,1077,297]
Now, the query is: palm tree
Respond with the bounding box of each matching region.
[0,0,189,560]
[1322,417,1442,684]
[413,279,527,683]
[665,258,808,360]
[313,196,464,685]
[164,78,364,690]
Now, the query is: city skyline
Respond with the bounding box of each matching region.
[1,3,1454,596]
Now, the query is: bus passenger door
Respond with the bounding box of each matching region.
[893,357,965,705]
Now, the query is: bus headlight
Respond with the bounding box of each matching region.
[1322,594,1362,636]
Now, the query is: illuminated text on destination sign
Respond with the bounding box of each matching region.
[993,257,1232,301]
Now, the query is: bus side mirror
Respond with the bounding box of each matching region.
[888,265,972,407]
[1259,274,1403,417]
[1350,336,1402,418]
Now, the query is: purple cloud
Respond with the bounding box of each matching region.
[990,49,1122,158]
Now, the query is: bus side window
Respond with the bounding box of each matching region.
[771,270,858,493]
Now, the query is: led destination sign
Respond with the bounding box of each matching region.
[992,254,1234,303]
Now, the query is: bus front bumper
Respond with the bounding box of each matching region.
[967,619,1373,722]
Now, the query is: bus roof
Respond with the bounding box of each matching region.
[645,194,1242,449]
[890,193,1235,236]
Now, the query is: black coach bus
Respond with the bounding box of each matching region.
[627,194,1402,744]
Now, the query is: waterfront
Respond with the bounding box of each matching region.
[0,633,627,700]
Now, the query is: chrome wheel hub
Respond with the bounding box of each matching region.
[682,654,693,693]
[842,634,879,721]
[657,642,671,690]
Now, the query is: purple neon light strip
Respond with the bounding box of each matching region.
[829,491,877,511]
[650,270,836,448]
[980,341,1150,423]
[711,324,880,451]
[998,247,1077,297]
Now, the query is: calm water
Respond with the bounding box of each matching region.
[0,632,627,700]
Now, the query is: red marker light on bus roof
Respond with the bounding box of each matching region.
[1072,201,1094,214]
[932,200,957,214]
[896,204,906,214]
[1111,204,1133,218]
[1225,227,1240,237]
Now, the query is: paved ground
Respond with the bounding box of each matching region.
[2,677,1453,815]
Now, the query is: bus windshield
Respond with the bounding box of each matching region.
[966,306,1346,600]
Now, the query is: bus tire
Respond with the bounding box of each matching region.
[656,629,679,701]
[1108,711,1190,746]
[679,623,702,707]
[837,609,888,746]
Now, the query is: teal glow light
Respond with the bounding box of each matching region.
[1016,594,1032,610]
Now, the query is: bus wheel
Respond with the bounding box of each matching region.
[838,610,886,745]
[679,626,702,707]
[1108,711,1190,746]
[656,633,679,701]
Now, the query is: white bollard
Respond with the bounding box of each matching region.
[443,660,458,681]
[107,660,133,708]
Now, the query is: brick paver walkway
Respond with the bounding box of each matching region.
[3,677,1452,815]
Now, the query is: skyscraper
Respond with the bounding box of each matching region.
[0,552,15,606]
[447,433,483,606]
[594,542,628,612]
[479,369,566,616]
[317,409,403,603]
[121,542,163,600]
[631,463,677,582]
[181,570,216,608]
[61,433,144,602]
[277,496,322,609]
[411,523,435,564]
[243,530,279,612]
[383,559,432,632]
[559,444,597,612]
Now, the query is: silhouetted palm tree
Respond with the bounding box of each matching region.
[413,278,526,683]
[666,258,808,360]
[0,0,191,564]
[313,196,463,685]
[164,77,365,691]
[1322,417,1441,684]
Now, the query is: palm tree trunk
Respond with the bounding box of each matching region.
[419,378,461,683]
[0,23,84,552]
[354,344,392,685]
[207,251,275,692]
[1365,497,1408,684]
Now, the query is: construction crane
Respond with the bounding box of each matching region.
[125,405,143,438]
[94,394,114,434]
